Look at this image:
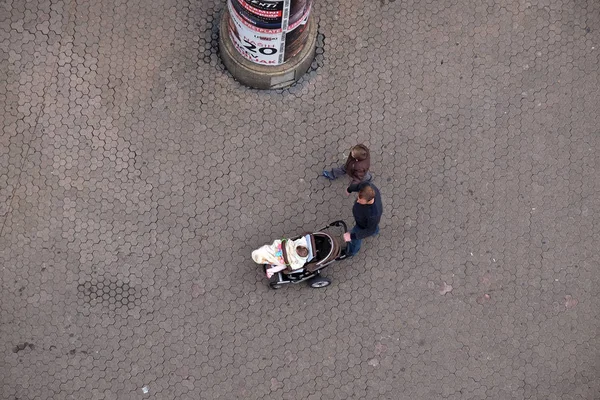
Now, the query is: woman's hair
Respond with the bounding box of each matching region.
[296,246,309,257]
[351,145,369,161]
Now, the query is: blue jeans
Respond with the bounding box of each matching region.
[345,225,379,257]
[328,167,373,184]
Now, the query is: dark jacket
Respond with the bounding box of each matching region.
[349,183,383,240]
[344,145,370,184]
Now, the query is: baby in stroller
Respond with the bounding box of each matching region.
[252,235,314,278]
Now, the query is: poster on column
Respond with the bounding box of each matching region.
[227,0,283,65]
[233,0,283,28]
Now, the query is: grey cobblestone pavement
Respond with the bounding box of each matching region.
[1,0,599,399]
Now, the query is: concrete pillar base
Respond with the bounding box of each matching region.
[219,9,317,90]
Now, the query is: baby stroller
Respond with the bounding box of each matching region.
[263,220,348,289]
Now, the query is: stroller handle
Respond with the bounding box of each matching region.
[327,220,348,232]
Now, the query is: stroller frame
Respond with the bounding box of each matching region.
[263,220,348,289]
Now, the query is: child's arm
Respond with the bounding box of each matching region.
[347,181,370,193]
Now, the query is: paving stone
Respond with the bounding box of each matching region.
[1,0,600,398]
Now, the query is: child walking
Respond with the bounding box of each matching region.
[322,144,373,193]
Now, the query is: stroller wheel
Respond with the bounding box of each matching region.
[270,282,283,290]
[308,276,331,289]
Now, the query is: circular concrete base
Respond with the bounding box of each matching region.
[219,10,317,90]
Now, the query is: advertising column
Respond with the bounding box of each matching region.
[219,0,318,89]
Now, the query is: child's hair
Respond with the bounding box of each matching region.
[358,185,376,202]
[296,246,309,257]
[351,145,369,161]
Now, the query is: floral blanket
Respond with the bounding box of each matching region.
[251,236,309,270]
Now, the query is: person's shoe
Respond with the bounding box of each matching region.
[338,249,352,260]
[322,170,335,180]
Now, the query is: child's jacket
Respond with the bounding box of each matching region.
[344,145,370,184]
